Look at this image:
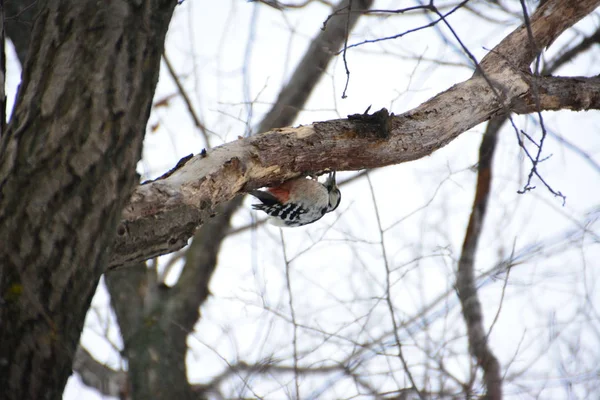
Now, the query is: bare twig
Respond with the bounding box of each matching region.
[279,230,301,399]
[162,51,211,146]
[73,347,128,399]
[456,117,503,400]
[366,172,425,400]
[340,1,351,98]
[516,0,566,204]
[340,1,469,52]
[251,0,334,10]
[486,240,516,340]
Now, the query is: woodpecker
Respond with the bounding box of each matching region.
[249,172,341,227]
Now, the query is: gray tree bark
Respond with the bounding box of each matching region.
[0,1,176,399]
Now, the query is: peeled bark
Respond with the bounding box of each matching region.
[0,1,176,399]
[110,0,600,269]
[111,74,600,268]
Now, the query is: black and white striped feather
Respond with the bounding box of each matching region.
[249,174,339,227]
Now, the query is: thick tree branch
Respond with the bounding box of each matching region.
[114,89,595,266]
[110,76,496,268]
[110,0,600,268]
[112,0,599,269]
[512,75,600,113]
[479,0,600,71]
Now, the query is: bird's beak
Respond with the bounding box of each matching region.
[325,171,337,188]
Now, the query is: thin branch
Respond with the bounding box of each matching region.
[279,230,301,399]
[340,1,469,52]
[526,115,600,176]
[516,0,565,204]
[486,240,516,340]
[162,51,211,147]
[340,1,351,98]
[251,0,334,10]
[200,361,344,393]
[242,2,259,137]
[73,346,128,399]
[428,0,565,203]
[257,0,376,132]
[366,172,424,400]
[544,29,600,74]
[456,116,503,400]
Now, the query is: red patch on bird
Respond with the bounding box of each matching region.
[268,186,290,203]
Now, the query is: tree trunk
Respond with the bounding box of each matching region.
[106,263,204,400]
[0,1,176,399]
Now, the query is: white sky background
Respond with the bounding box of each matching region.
[42,0,600,399]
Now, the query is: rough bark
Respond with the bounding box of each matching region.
[109,0,600,270]
[512,75,600,113]
[479,0,599,71]
[0,1,176,399]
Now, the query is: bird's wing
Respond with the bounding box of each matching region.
[249,189,282,206]
[267,186,290,203]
